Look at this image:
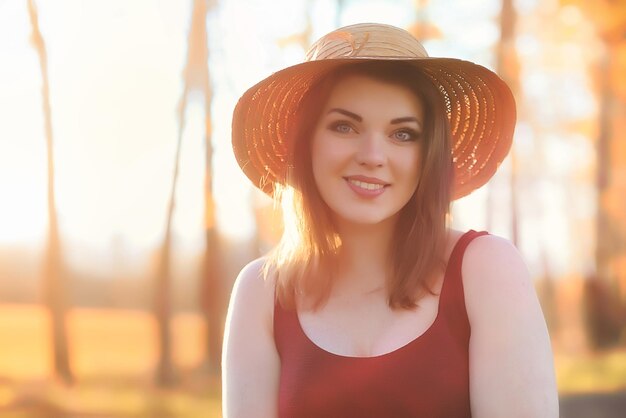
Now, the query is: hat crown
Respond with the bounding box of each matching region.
[306,23,429,62]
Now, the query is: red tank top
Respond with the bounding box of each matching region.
[273,229,487,418]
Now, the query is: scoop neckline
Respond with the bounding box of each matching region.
[293,229,474,359]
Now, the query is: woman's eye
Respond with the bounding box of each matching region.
[393,129,420,142]
[329,121,354,134]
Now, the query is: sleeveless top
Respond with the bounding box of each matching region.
[273,229,488,418]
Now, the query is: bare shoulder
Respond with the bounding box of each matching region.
[461,233,535,317]
[464,232,525,265]
[226,256,277,338]
[462,233,530,287]
[232,257,275,299]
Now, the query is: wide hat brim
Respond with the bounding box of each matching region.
[232,28,516,200]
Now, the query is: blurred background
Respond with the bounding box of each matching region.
[0,0,625,417]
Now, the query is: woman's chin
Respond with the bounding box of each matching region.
[332,210,399,229]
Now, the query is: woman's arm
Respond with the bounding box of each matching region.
[222,258,280,418]
[463,234,559,418]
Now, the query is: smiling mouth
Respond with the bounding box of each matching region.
[346,178,388,190]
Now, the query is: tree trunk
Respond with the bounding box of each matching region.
[172,0,223,376]
[586,47,624,349]
[155,211,177,386]
[195,0,223,376]
[497,0,520,246]
[27,0,73,385]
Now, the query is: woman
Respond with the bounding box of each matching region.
[223,23,558,417]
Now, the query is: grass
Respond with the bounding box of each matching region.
[556,348,626,395]
[0,303,221,417]
[1,376,221,417]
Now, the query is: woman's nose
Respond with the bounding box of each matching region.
[355,133,386,167]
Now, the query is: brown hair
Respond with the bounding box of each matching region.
[263,61,454,311]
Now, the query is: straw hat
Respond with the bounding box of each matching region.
[232,23,516,200]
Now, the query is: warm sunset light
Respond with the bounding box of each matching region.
[0,3,280,249]
[1,0,625,417]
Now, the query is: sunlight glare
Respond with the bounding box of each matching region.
[0,1,47,244]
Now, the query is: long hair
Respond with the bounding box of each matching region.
[263,61,454,311]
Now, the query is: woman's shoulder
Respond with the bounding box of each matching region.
[448,227,512,253]
[234,256,273,291]
[460,231,536,319]
[228,257,277,327]
[462,231,526,277]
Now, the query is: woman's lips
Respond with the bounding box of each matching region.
[344,176,389,197]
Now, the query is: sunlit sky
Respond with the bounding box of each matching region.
[0,0,599,279]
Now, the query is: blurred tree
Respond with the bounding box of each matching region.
[496,0,520,247]
[561,0,626,346]
[191,0,223,376]
[27,0,73,384]
[155,104,177,385]
[407,0,442,41]
[154,0,216,386]
[583,273,624,349]
[154,0,218,386]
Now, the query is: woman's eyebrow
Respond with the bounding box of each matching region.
[390,116,422,127]
[327,108,362,122]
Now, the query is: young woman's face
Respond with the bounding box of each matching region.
[311,74,424,227]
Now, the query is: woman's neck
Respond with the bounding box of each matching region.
[332,217,397,294]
